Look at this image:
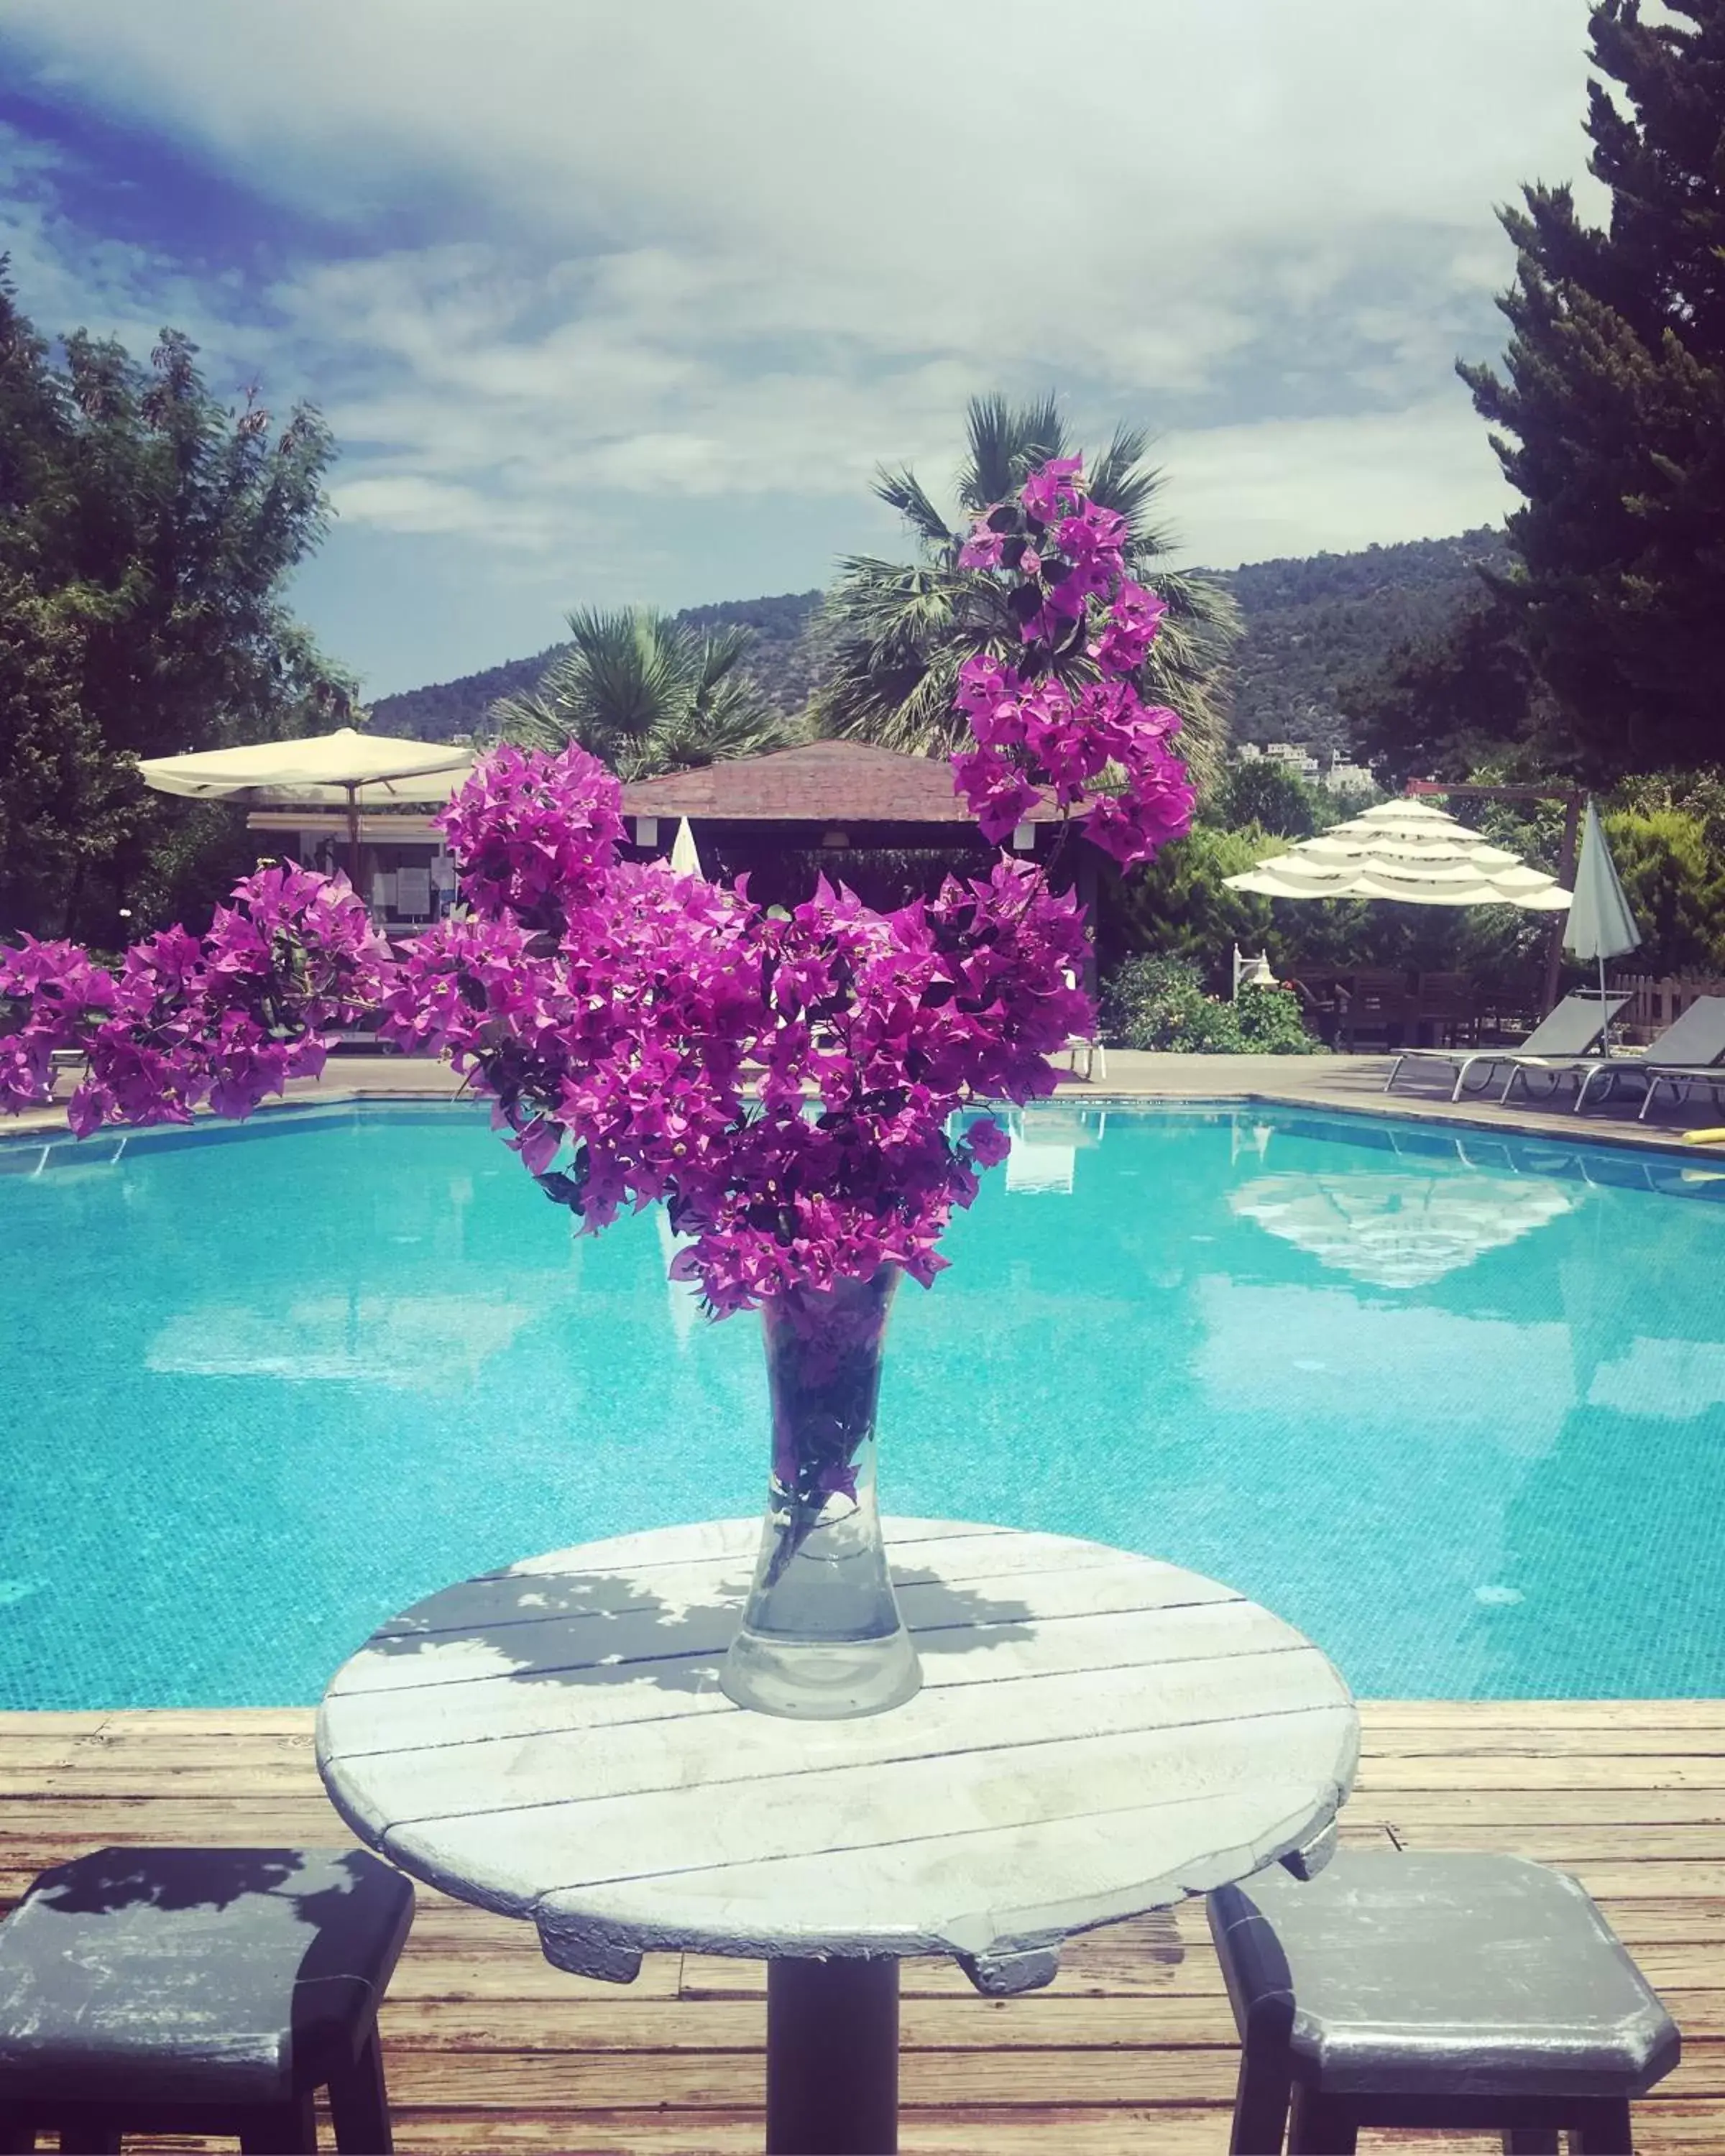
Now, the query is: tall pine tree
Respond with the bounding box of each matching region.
[1460,0,1725,781]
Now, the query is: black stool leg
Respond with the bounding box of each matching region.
[328,2027,393,2154]
[1228,2039,1293,2153]
[1503,2132,1560,2154]
[1287,2086,1358,2156]
[238,2093,318,2154]
[1570,2099,1634,2155]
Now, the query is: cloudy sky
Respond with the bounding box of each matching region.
[0,1,1602,696]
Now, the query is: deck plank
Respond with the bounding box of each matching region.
[0,1701,1719,2155]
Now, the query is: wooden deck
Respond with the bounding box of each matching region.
[3,1702,1723,2152]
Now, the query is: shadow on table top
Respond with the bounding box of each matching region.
[355,1562,1040,1698]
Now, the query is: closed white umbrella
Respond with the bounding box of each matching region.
[138,727,477,888]
[1223,798,1573,911]
[1563,798,1640,1044]
[668,816,704,877]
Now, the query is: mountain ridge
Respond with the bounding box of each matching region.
[369,530,1509,752]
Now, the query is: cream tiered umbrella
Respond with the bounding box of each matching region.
[1223,797,1573,911]
[1230,1171,1581,1289]
[138,727,477,888]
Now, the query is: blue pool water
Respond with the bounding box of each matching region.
[3,1100,1724,1705]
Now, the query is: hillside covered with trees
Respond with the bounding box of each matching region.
[1218,528,1512,753]
[372,532,1512,754]
[372,591,823,740]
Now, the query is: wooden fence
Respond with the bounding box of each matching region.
[1607,972,1725,1036]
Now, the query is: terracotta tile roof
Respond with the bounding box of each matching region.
[617,740,1073,824]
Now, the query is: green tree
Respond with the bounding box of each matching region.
[1208,760,1322,838]
[1458,1,1725,780]
[1600,805,1725,975]
[1096,824,1276,982]
[0,269,346,938]
[0,570,115,931]
[1611,767,1725,850]
[1098,954,1319,1053]
[1340,599,1556,786]
[492,607,801,779]
[811,393,1238,788]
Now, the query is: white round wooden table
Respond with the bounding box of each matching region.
[318,1519,1358,2155]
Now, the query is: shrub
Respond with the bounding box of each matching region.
[1232,980,1325,1052]
[1098,954,1320,1054]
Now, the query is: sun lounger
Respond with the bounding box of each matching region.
[1501,994,1725,1118]
[1384,991,1627,1102]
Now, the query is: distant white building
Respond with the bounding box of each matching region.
[1237,741,1322,780]
[1235,742,1376,793]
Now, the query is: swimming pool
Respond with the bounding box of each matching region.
[4,1100,1724,1705]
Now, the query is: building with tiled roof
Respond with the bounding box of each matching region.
[618,739,1073,831]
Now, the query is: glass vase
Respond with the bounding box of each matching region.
[722,1266,922,1719]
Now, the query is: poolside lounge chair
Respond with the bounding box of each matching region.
[1383,990,1628,1102]
[1503,992,1725,1119]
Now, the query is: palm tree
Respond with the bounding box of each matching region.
[811,393,1238,788]
[491,608,803,780]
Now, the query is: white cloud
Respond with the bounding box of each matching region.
[0,0,1604,681]
[1164,400,1514,567]
[0,124,242,365]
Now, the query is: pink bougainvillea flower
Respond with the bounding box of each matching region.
[950,747,1044,844]
[963,1115,1012,1169]
[957,525,1007,570]
[1018,455,1085,520]
[2,869,391,1135]
[947,453,1194,873]
[438,740,624,932]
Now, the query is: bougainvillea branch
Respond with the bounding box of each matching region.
[0,867,392,1134]
[1,457,1192,1345]
[950,454,1196,865]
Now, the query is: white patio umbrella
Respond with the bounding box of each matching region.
[1563,797,1640,1044]
[1223,797,1573,911]
[137,727,477,889]
[1231,1171,1580,1290]
[668,816,704,877]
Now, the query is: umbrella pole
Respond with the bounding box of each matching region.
[1599,952,1611,1053]
[346,784,363,899]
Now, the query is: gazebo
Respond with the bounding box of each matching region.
[617,740,1099,913]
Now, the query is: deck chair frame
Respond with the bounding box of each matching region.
[1384,992,1627,1102]
[1500,995,1725,1118]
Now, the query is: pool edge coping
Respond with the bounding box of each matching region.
[5,1070,1721,1171]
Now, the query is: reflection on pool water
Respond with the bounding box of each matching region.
[3,1100,1724,1705]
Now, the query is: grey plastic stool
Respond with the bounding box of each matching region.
[0,1846,414,2154]
[1206,1850,1679,2155]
